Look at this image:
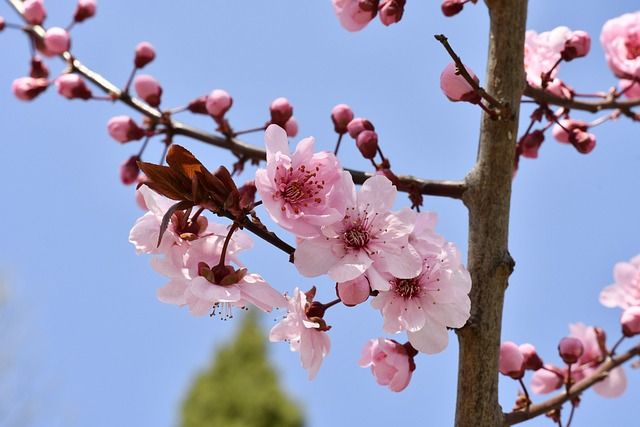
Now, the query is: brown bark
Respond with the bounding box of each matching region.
[454,1,528,426]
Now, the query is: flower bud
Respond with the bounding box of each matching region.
[359,338,414,392]
[347,117,374,138]
[441,0,463,17]
[133,74,162,107]
[186,95,209,114]
[440,62,481,103]
[356,130,379,159]
[54,74,92,100]
[43,27,71,55]
[331,104,354,134]
[107,116,145,143]
[134,41,156,69]
[0,16,5,31]
[558,337,583,365]
[378,0,405,26]
[284,116,298,137]
[205,89,233,118]
[519,343,543,371]
[530,365,564,394]
[333,0,378,32]
[562,30,590,61]
[621,306,640,337]
[120,155,141,185]
[73,0,97,23]
[519,130,544,159]
[22,0,46,25]
[12,77,48,101]
[499,342,525,379]
[552,119,596,154]
[29,56,49,79]
[269,97,293,127]
[619,78,640,99]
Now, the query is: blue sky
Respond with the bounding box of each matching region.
[0,1,639,426]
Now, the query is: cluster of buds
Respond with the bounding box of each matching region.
[331,0,406,32]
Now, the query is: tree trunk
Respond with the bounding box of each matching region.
[455,1,528,426]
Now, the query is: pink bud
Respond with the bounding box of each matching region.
[552,119,595,154]
[284,116,298,137]
[187,96,208,115]
[562,30,590,61]
[441,0,463,17]
[378,0,405,26]
[120,155,141,185]
[519,130,544,159]
[356,130,379,159]
[12,77,48,101]
[440,62,481,103]
[558,337,583,365]
[107,116,145,143]
[205,89,233,118]
[54,74,92,100]
[269,97,293,127]
[359,338,414,392]
[73,0,96,23]
[499,342,525,379]
[621,306,640,337]
[43,27,71,55]
[619,78,640,100]
[331,104,354,134]
[0,16,5,31]
[29,56,49,79]
[518,343,543,371]
[347,117,375,138]
[22,0,46,25]
[333,0,378,32]
[134,41,156,69]
[133,74,162,107]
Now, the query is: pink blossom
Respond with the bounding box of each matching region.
[440,62,481,103]
[133,74,162,107]
[331,104,354,134]
[562,30,591,61]
[499,342,524,379]
[621,306,640,337]
[269,97,293,127]
[359,338,415,392]
[205,89,233,118]
[119,155,140,185]
[378,0,405,27]
[336,275,371,306]
[284,116,298,137]
[552,119,596,154]
[619,78,640,99]
[22,0,46,25]
[134,41,156,69]
[255,124,351,239]
[11,77,48,101]
[600,12,640,79]
[269,288,331,380]
[370,237,471,354]
[107,116,145,143]
[73,0,96,23]
[294,175,422,286]
[530,365,564,394]
[332,0,378,32]
[600,254,640,309]
[524,26,571,87]
[43,27,71,55]
[54,74,92,100]
[519,343,543,371]
[518,130,544,159]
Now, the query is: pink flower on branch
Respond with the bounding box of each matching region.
[359,338,416,392]
[255,124,351,239]
[600,254,640,309]
[601,11,640,79]
[270,288,331,380]
[524,26,575,87]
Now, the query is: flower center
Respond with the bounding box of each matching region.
[394,277,421,299]
[343,227,370,249]
[625,32,640,60]
[275,165,324,214]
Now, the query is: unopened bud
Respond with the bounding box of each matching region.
[284,116,298,137]
[133,74,162,107]
[73,0,97,23]
[205,89,233,118]
[29,56,49,79]
[55,74,92,100]
[22,0,46,25]
[621,306,640,337]
[519,343,543,371]
[558,337,583,365]
[441,0,463,17]
[378,0,405,26]
[356,130,379,159]
[134,41,156,69]
[43,27,71,55]
[120,155,141,185]
[331,104,354,134]
[440,62,481,104]
[107,116,145,143]
[269,97,293,127]
[499,342,525,379]
[519,130,545,159]
[347,117,375,139]
[562,31,590,61]
[12,77,48,101]
[187,96,208,115]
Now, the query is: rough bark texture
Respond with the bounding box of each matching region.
[454,1,528,426]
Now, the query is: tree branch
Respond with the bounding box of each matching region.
[503,342,640,425]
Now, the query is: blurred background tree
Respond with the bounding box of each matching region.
[180,311,304,427]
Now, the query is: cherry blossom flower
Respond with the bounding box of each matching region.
[524,26,571,87]
[255,124,351,239]
[269,288,331,380]
[294,174,422,286]
[600,12,640,79]
[530,365,564,394]
[599,254,640,309]
[359,338,415,392]
[336,274,371,306]
[370,239,471,354]
[332,0,378,32]
[499,342,525,379]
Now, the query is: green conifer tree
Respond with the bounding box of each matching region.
[180,311,304,427]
